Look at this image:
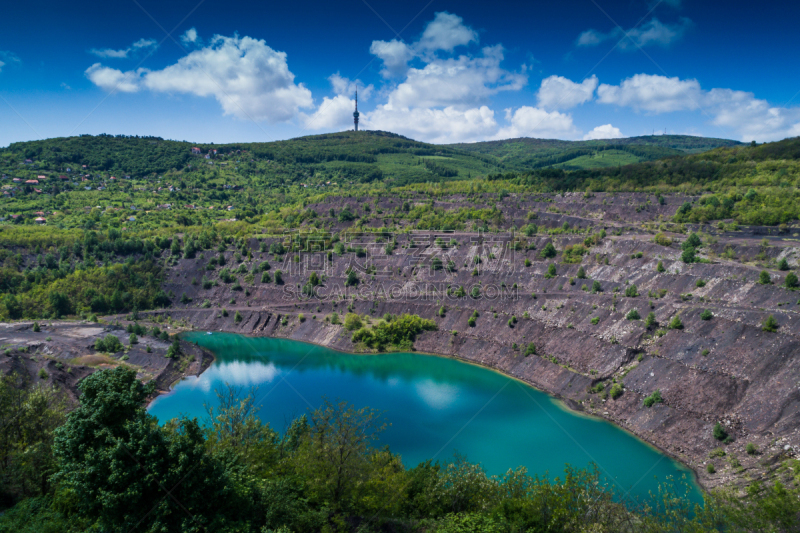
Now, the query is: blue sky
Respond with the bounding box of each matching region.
[2,0,800,146]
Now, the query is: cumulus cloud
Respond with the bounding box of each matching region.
[89,38,158,59]
[577,17,692,50]
[583,124,624,140]
[494,106,579,140]
[370,39,414,78]
[0,51,21,73]
[417,12,478,53]
[180,27,202,46]
[369,12,477,78]
[85,34,313,122]
[364,105,497,144]
[537,75,597,110]
[328,73,373,100]
[84,63,144,93]
[597,74,702,113]
[598,73,800,142]
[385,45,526,110]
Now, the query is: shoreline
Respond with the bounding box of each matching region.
[171,328,706,493]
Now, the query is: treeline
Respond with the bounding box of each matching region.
[2,367,799,533]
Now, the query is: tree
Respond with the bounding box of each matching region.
[762,315,779,332]
[344,313,363,331]
[234,310,243,323]
[713,422,728,441]
[545,263,557,279]
[778,258,789,271]
[681,247,696,264]
[128,333,138,344]
[656,260,666,273]
[576,266,586,279]
[540,242,557,259]
[95,334,123,353]
[625,284,638,297]
[645,312,657,327]
[591,280,602,293]
[524,342,536,356]
[52,367,244,532]
[785,272,798,288]
[759,270,772,285]
[669,316,683,329]
[345,269,359,287]
[700,309,713,320]
[626,309,640,320]
[294,399,387,511]
[274,270,284,285]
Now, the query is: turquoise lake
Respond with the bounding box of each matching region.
[148,332,702,505]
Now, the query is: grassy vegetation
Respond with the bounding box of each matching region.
[3,367,800,533]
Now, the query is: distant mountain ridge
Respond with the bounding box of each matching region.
[445,134,743,170]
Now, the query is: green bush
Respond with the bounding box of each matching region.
[700,309,713,320]
[524,342,536,356]
[625,284,638,297]
[234,311,243,323]
[344,313,363,331]
[696,279,706,288]
[759,270,772,285]
[707,463,716,474]
[626,309,640,320]
[540,242,557,258]
[762,314,779,332]
[590,316,600,325]
[544,263,557,279]
[656,260,666,273]
[95,334,123,353]
[609,383,623,399]
[746,443,758,455]
[32,321,41,332]
[129,333,138,345]
[576,266,586,279]
[785,272,798,288]
[645,312,656,327]
[713,422,728,441]
[778,258,790,271]
[669,316,683,329]
[643,389,663,408]
[591,280,602,293]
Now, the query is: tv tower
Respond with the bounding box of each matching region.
[353,88,359,131]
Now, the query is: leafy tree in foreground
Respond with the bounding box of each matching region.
[52,367,246,532]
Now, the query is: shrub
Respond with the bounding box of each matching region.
[467,316,476,327]
[778,258,790,271]
[95,334,123,353]
[656,260,666,273]
[590,317,600,325]
[669,316,683,329]
[129,333,138,345]
[524,258,531,267]
[298,313,305,323]
[261,271,272,283]
[591,280,602,293]
[681,247,696,264]
[645,312,656,327]
[759,270,772,285]
[524,342,536,356]
[713,422,728,441]
[626,309,640,320]
[540,242,557,258]
[32,321,41,332]
[544,263,557,279]
[274,270,284,285]
[654,233,672,246]
[344,313,363,331]
[700,309,713,320]
[707,464,716,474]
[643,389,663,407]
[702,349,710,356]
[609,383,623,399]
[746,443,758,455]
[180,293,191,304]
[577,266,586,279]
[696,279,706,288]
[625,284,638,297]
[234,311,243,323]
[562,244,588,263]
[762,314,779,332]
[785,272,799,288]
[38,368,48,379]
[330,312,341,325]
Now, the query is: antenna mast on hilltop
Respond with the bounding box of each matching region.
[353,87,359,132]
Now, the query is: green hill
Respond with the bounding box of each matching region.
[445,134,743,170]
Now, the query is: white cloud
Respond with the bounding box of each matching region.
[328,73,373,100]
[494,106,579,140]
[597,74,702,113]
[577,17,692,50]
[0,51,21,73]
[369,12,478,78]
[417,12,478,53]
[84,63,144,93]
[180,27,201,46]
[86,34,313,122]
[385,45,526,110]
[537,75,597,110]
[598,73,800,142]
[89,38,158,59]
[583,124,624,140]
[370,39,414,78]
[365,105,498,143]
